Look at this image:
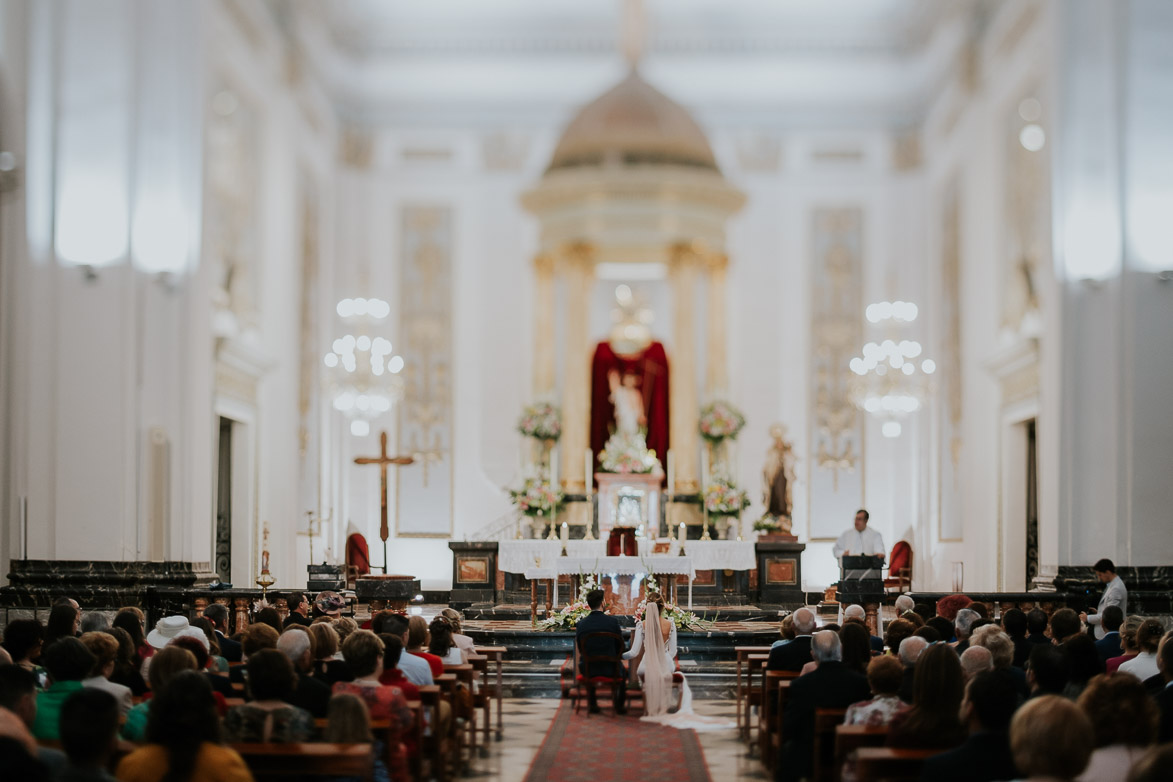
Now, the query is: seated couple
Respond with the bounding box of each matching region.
[574,588,732,731]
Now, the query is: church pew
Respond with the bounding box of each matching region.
[811,707,848,782]
[419,684,455,782]
[854,747,939,782]
[444,663,479,761]
[434,672,467,777]
[232,742,374,780]
[473,645,507,739]
[834,723,889,776]
[758,673,794,771]
[735,645,773,740]
[743,653,771,747]
[467,653,493,748]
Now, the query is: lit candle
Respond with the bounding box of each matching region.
[679,521,686,544]
[584,448,592,493]
[561,521,569,543]
[666,450,675,497]
[261,521,271,573]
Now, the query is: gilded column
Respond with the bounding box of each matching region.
[669,243,701,495]
[533,254,556,394]
[560,243,594,495]
[704,252,729,395]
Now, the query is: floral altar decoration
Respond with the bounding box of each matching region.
[698,400,746,444]
[509,474,564,518]
[701,477,751,518]
[517,401,562,442]
[537,574,610,630]
[633,573,714,631]
[598,430,660,474]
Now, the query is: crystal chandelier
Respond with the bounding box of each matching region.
[848,300,936,438]
[324,297,405,436]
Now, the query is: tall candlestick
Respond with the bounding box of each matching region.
[550,449,559,487]
[561,521,569,543]
[584,448,592,493]
[700,448,709,491]
[666,450,675,497]
[261,521,271,573]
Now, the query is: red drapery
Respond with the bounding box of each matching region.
[589,341,670,486]
[346,533,371,577]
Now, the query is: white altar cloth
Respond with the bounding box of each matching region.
[499,539,653,574]
[520,554,696,608]
[680,540,756,571]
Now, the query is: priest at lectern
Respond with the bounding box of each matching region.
[831,509,886,563]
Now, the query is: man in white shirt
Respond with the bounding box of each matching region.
[832,509,886,563]
[1080,558,1128,640]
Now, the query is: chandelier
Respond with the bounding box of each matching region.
[323,297,405,436]
[848,300,936,438]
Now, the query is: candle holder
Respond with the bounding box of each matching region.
[583,492,595,540]
[256,571,276,602]
[546,514,558,541]
[701,508,712,541]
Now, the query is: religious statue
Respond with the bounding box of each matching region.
[761,424,797,533]
[608,369,646,435]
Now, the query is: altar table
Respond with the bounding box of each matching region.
[523,554,697,609]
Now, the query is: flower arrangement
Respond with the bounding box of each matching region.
[508,475,563,517]
[537,574,609,630]
[701,477,751,517]
[598,431,660,474]
[753,518,782,533]
[517,401,562,442]
[698,400,746,443]
[633,573,713,631]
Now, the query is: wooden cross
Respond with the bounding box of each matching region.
[354,431,415,548]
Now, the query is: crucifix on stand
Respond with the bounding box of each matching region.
[354,431,415,573]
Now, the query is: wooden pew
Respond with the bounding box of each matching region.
[232,742,374,780]
[743,653,771,747]
[758,672,794,771]
[444,663,479,761]
[474,645,507,740]
[855,747,939,782]
[467,653,493,749]
[434,672,466,777]
[735,645,773,740]
[812,707,847,782]
[834,724,890,781]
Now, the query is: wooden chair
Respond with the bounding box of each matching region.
[757,672,794,771]
[474,645,507,740]
[742,653,771,746]
[232,742,374,780]
[735,645,773,739]
[570,631,626,716]
[884,541,912,594]
[834,724,890,781]
[812,708,847,782]
[855,747,938,782]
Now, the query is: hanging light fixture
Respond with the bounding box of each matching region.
[848,300,935,438]
[324,297,405,436]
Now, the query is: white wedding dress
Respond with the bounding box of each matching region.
[624,603,735,731]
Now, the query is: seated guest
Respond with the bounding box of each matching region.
[900,610,925,629]
[406,616,444,679]
[1000,607,1031,668]
[838,622,873,676]
[894,594,915,615]
[843,605,883,653]
[167,633,233,701]
[913,626,942,644]
[1075,672,1158,782]
[897,635,929,703]
[107,628,148,696]
[888,643,966,749]
[1094,605,1125,663]
[771,614,796,648]
[201,603,242,663]
[1026,608,1052,646]
[1050,608,1084,645]
[959,646,994,682]
[1129,744,1173,782]
[1156,631,1173,742]
[78,632,133,716]
[333,630,412,782]
[283,592,312,628]
[1027,644,1070,697]
[439,608,477,657]
[767,607,816,672]
[427,617,465,666]
[229,623,280,686]
[59,687,120,782]
[79,613,109,635]
[111,608,152,675]
[254,607,283,634]
[45,603,81,646]
[379,615,432,687]
[189,618,228,672]
[883,618,915,657]
[918,669,1020,782]
[1107,615,1144,673]
[1064,634,1106,697]
[0,664,67,775]
[779,631,871,782]
[313,591,346,621]
[333,616,359,646]
[927,616,955,643]
[116,671,253,782]
[1009,695,1094,781]
[971,624,1029,697]
[1119,619,1164,681]
[31,637,95,740]
[308,622,353,684]
[954,608,981,652]
[276,626,331,718]
[1,618,45,676]
[377,635,420,700]
[122,646,198,742]
[222,649,314,743]
[326,693,390,782]
[844,655,905,726]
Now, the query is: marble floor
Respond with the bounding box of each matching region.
[460,697,767,781]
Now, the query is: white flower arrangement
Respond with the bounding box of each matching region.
[598,431,660,474]
[536,574,610,630]
[701,477,751,517]
[508,475,564,517]
[517,401,562,441]
[633,572,713,631]
[698,400,746,443]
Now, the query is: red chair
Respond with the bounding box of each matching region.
[570,631,626,716]
[884,541,912,593]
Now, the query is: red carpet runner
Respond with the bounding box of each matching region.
[522,702,713,782]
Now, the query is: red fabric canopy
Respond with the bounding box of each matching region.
[590,341,670,485]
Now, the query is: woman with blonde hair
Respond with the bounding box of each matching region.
[1118,619,1164,681]
[309,622,353,684]
[439,608,476,657]
[1010,695,1094,781]
[1107,615,1145,673]
[406,615,443,679]
[1076,673,1159,782]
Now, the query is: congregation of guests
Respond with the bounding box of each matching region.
[0,591,474,782]
[767,564,1173,782]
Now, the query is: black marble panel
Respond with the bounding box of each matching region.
[448,541,498,607]
[354,578,421,602]
[756,542,807,609]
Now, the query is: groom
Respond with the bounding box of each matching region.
[575,588,627,714]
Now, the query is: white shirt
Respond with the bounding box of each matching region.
[1085,575,1128,640]
[396,649,434,686]
[1118,651,1160,681]
[832,526,886,560]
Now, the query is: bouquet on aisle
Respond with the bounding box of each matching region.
[698,400,746,443]
[599,431,660,474]
[537,574,609,630]
[509,474,563,517]
[517,401,562,441]
[701,477,751,517]
[633,573,714,631]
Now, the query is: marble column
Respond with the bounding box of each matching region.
[559,243,594,496]
[669,243,701,496]
[704,252,729,395]
[532,253,556,394]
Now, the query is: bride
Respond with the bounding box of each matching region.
[623,594,734,730]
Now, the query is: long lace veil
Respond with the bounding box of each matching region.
[638,602,734,731]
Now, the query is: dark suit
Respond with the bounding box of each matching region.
[287,671,331,718]
[766,635,813,672]
[204,672,235,699]
[918,731,1019,782]
[778,661,871,782]
[1010,635,1031,668]
[1094,631,1122,663]
[575,610,626,709]
[898,665,916,703]
[215,630,242,663]
[1157,682,1173,742]
[869,635,884,654]
[283,612,312,629]
[1026,632,1051,647]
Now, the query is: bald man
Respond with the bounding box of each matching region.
[767,607,817,672]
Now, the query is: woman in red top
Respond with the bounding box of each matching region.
[406,616,444,679]
[333,629,412,782]
[376,634,421,701]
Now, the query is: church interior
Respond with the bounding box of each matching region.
[1,1,1172,780]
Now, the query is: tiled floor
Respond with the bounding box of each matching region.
[461,697,768,781]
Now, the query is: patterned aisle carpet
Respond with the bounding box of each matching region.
[522,701,713,782]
